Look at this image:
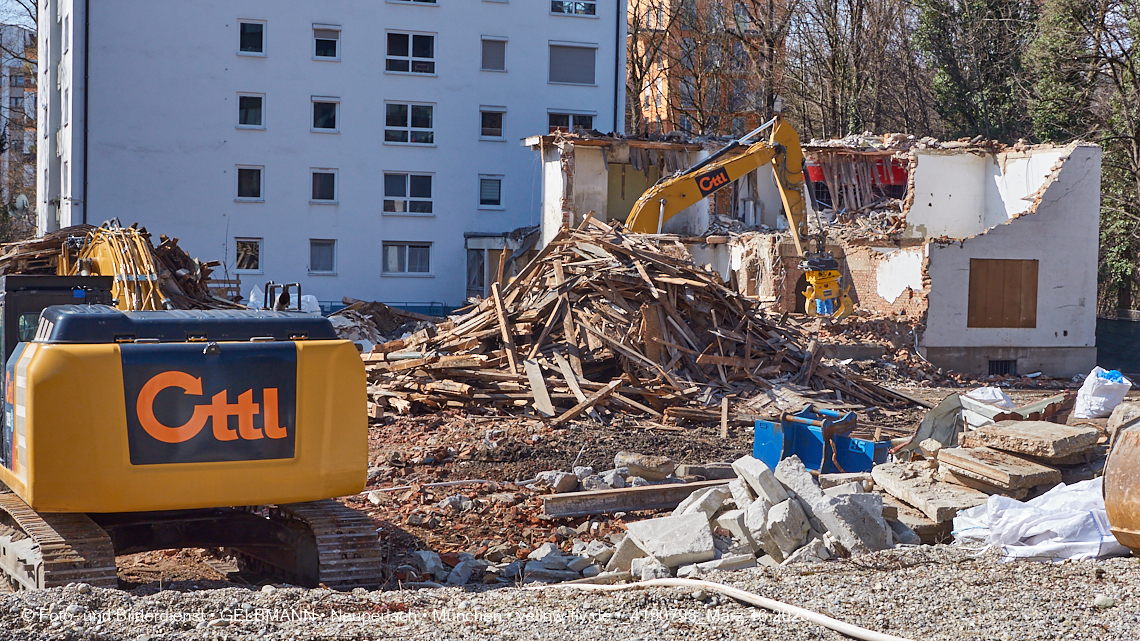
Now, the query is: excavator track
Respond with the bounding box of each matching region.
[234,499,386,590]
[0,489,118,591]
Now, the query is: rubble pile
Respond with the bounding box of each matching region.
[330,298,440,351]
[365,218,910,422]
[395,451,915,586]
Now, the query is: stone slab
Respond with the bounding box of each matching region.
[880,494,953,544]
[675,463,737,480]
[672,486,732,519]
[604,535,646,573]
[871,463,988,523]
[732,455,790,505]
[818,473,872,490]
[938,447,1061,489]
[962,421,1099,459]
[936,466,1028,499]
[624,513,716,568]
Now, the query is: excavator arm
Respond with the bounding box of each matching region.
[625,116,808,256]
[624,116,853,320]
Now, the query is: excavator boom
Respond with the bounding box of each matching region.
[624,116,852,320]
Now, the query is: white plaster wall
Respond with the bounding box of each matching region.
[875,245,926,303]
[41,0,626,307]
[540,147,566,247]
[922,145,1100,349]
[983,148,1068,228]
[906,152,987,238]
[571,146,608,221]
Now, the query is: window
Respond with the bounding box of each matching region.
[239,21,265,55]
[479,176,503,208]
[235,238,262,272]
[311,169,337,203]
[480,108,505,139]
[237,94,264,128]
[383,243,431,274]
[10,75,22,87]
[386,32,435,74]
[548,112,594,133]
[310,239,336,273]
[236,166,263,200]
[384,173,433,214]
[9,97,22,108]
[385,103,434,144]
[967,259,1039,328]
[551,1,596,16]
[312,98,338,132]
[313,26,340,59]
[549,44,596,84]
[481,38,506,71]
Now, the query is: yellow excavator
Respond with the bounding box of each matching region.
[625,116,854,320]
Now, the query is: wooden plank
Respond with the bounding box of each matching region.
[491,282,520,374]
[523,359,556,417]
[720,396,729,439]
[550,378,622,426]
[641,303,667,364]
[554,352,588,403]
[611,392,662,417]
[1021,259,1038,328]
[541,479,731,518]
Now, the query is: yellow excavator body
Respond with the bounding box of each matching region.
[625,116,853,320]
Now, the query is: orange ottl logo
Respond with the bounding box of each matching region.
[136,371,289,444]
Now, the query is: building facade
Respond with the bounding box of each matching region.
[38,0,627,309]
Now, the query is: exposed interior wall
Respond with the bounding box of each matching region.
[606,163,660,223]
[540,146,568,247]
[571,146,609,221]
[921,144,1100,377]
[842,245,929,317]
[905,152,988,238]
[984,148,1068,228]
[733,168,785,229]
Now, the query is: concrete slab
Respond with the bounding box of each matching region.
[733,455,790,504]
[777,456,892,555]
[624,513,716,568]
[715,509,761,554]
[603,535,646,572]
[672,486,732,519]
[614,452,675,481]
[937,466,1028,499]
[818,472,872,490]
[728,478,756,509]
[880,494,953,544]
[961,421,1099,459]
[938,447,1061,489]
[766,499,810,557]
[871,463,988,523]
[675,463,736,480]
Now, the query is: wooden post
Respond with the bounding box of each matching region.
[720,396,729,439]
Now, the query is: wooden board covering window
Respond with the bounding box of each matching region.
[967,258,1039,328]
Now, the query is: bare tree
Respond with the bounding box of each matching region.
[627,0,687,135]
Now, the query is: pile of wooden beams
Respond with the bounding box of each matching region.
[366,217,911,422]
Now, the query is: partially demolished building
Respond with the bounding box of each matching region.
[528,132,1100,377]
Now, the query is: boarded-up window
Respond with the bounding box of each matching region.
[549,45,596,84]
[967,259,1039,328]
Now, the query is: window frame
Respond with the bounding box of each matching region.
[235,165,265,202]
[234,237,264,274]
[385,31,437,76]
[384,102,436,146]
[478,175,505,210]
[479,106,506,141]
[548,42,599,86]
[381,242,434,277]
[549,1,598,18]
[548,110,596,133]
[236,93,265,129]
[237,20,267,57]
[312,24,341,61]
[481,36,507,72]
[310,168,339,204]
[309,239,338,275]
[383,172,435,217]
[311,97,340,133]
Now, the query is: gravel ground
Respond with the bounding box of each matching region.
[2,546,1138,640]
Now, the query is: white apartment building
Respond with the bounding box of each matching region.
[38,1,627,310]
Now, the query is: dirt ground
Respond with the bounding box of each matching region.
[108,381,1093,592]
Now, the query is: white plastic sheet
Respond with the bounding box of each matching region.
[964,386,1016,409]
[1074,367,1133,419]
[953,478,1129,562]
